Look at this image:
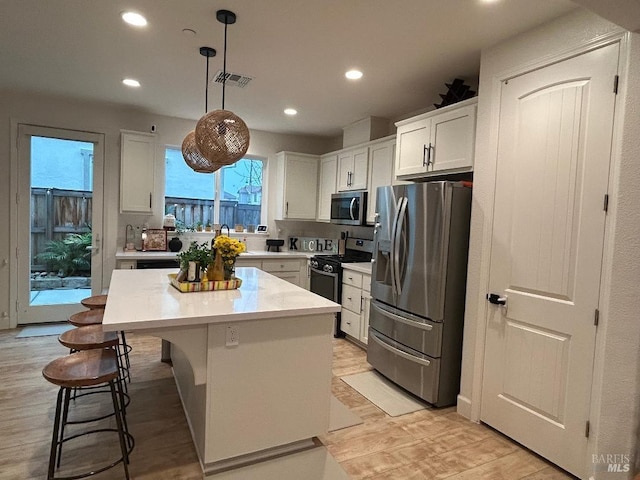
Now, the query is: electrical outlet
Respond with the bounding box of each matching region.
[226,325,239,347]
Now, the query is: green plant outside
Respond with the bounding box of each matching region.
[35,231,92,276]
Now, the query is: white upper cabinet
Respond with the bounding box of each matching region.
[337,146,368,191]
[366,138,395,224]
[120,131,156,214]
[317,153,338,222]
[274,152,319,220]
[395,97,477,179]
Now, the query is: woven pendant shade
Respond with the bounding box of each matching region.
[182,130,222,173]
[195,109,250,166]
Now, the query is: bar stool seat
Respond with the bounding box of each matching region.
[68,309,104,327]
[59,325,131,392]
[80,294,108,310]
[42,349,133,480]
[59,325,118,350]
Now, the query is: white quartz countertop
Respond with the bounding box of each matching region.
[115,250,311,260]
[102,267,340,331]
[342,262,372,275]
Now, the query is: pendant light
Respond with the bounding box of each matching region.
[182,46,221,173]
[195,9,250,167]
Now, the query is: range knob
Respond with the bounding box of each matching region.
[323,264,333,273]
[310,260,318,268]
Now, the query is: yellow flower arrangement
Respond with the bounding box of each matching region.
[213,235,246,259]
[209,235,246,281]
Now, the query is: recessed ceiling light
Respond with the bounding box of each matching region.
[122,78,141,88]
[284,108,297,116]
[121,11,147,27]
[345,70,363,80]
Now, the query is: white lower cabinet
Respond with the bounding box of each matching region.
[341,270,371,345]
[236,257,306,289]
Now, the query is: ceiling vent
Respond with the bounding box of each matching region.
[212,70,253,88]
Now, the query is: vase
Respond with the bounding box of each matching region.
[168,237,182,252]
[224,258,236,280]
[208,254,225,281]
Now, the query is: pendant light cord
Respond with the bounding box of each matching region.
[205,54,210,113]
[222,16,228,110]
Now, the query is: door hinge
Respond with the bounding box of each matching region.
[594,309,599,327]
[603,194,609,212]
[613,75,619,94]
[585,420,590,438]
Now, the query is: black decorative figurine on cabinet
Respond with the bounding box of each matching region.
[434,78,476,108]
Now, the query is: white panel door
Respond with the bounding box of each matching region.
[481,43,619,478]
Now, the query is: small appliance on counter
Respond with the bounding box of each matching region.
[266,239,284,252]
[163,214,176,231]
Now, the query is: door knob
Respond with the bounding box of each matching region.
[486,293,507,306]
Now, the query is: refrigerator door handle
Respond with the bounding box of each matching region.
[394,197,408,297]
[369,331,432,367]
[349,197,356,220]
[371,301,434,331]
[389,196,403,295]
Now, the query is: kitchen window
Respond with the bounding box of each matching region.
[164,147,263,229]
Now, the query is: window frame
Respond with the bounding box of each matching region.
[163,145,267,228]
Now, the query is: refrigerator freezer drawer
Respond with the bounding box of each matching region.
[367,329,440,405]
[369,300,443,357]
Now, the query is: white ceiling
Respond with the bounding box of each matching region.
[0,0,587,137]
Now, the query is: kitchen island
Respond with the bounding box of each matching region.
[102,267,340,475]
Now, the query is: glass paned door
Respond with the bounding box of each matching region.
[16,125,104,324]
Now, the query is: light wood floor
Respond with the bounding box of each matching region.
[0,329,575,479]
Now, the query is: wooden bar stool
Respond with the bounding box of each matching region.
[71,302,132,384]
[80,294,108,310]
[68,309,104,327]
[59,325,131,390]
[42,349,134,480]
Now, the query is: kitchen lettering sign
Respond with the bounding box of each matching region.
[289,237,338,253]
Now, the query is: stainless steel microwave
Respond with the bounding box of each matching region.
[330,191,367,225]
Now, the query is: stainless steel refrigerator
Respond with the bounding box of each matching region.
[368,181,472,407]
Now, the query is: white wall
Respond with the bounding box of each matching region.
[459,9,640,479]
[0,90,334,329]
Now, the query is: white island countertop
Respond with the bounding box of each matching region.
[101,265,336,474]
[103,267,340,332]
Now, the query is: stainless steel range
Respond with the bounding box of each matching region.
[309,238,373,337]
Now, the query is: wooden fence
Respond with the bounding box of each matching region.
[166,197,261,229]
[31,188,92,270]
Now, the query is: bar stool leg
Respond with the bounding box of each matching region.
[47,388,64,480]
[109,381,130,479]
[56,387,72,468]
[120,331,131,382]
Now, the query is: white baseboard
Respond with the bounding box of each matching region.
[456,394,472,419]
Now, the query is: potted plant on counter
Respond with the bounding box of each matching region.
[176,241,212,282]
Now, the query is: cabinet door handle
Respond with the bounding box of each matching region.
[286,201,289,215]
[149,193,152,208]
[425,143,432,167]
[423,144,428,166]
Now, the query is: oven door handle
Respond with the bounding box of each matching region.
[369,331,431,367]
[310,267,338,278]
